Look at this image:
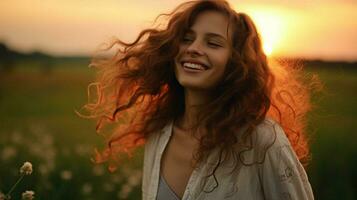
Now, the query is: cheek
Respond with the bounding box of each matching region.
[213,54,229,73]
[173,53,183,80]
[209,54,230,83]
[174,47,184,65]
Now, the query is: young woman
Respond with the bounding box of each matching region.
[83,0,315,199]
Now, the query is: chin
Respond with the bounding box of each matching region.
[177,79,209,91]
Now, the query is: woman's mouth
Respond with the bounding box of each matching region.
[181,62,208,72]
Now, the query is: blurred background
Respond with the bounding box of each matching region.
[0,0,356,199]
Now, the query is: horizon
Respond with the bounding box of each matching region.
[1,0,357,62]
[3,42,357,64]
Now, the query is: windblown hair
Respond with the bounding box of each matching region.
[80,0,315,173]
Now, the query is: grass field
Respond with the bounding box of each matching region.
[0,59,356,199]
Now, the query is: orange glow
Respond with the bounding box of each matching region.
[234,5,286,57]
[0,1,356,60]
[253,12,283,56]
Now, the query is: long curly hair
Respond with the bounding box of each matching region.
[79,0,315,173]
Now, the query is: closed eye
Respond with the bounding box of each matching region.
[182,37,194,43]
[208,42,222,47]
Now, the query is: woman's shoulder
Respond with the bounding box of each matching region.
[254,119,315,199]
[237,118,292,165]
[252,117,291,150]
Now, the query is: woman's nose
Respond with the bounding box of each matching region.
[186,40,204,56]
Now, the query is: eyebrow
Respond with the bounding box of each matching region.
[186,29,227,41]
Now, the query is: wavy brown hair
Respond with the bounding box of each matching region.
[79,0,315,174]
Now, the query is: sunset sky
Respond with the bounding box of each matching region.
[0,0,356,61]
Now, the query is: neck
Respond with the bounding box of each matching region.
[176,88,212,130]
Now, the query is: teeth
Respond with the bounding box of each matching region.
[183,62,206,70]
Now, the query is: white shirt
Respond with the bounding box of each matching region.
[142,118,315,200]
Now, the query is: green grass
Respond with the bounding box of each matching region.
[0,60,356,199]
[305,66,357,200]
[0,62,143,199]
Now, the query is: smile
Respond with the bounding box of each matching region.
[181,62,208,72]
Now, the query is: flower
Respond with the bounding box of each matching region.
[118,183,132,199]
[0,192,6,200]
[21,190,35,200]
[2,162,34,200]
[1,145,17,161]
[60,170,72,180]
[81,183,92,195]
[20,162,33,175]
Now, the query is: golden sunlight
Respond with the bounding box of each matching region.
[251,12,283,56]
[236,5,286,57]
[263,43,274,56]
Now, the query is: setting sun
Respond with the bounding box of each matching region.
[249,10,283,56]
[263,42,274,56]
[0,0,356,61]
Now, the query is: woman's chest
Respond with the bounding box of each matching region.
[188,164,264,200]
[160,129,199,198]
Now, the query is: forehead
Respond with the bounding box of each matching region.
[189,10,230,40]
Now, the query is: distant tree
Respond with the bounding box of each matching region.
[0,42,15,73]
[0,42,57,74]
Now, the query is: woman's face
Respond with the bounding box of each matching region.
[174,11,231,91]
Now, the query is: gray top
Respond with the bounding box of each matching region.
[157,175,181,200]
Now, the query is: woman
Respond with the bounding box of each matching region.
[82,0,315,199]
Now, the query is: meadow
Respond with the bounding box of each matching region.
[0,58,356,199]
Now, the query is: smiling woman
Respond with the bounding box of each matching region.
[81,0,315,199]
[174,11,231,91]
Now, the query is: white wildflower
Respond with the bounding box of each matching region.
[20,162,33,175]
[111,174,124,183]
[38,164,49,175]
[92,165,104,176]
[60,170,72,180]
[41,134,53,146]
[118,183,132,199]
[75,144,90,156]
[21,190,35,200]
[127,170,142,187]
[81,183,92,195]
[0,192,6,200]
[103,183,115,192]
[1,146,17,161]
[11,131,24,144]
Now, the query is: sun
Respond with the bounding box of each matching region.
[242,8,284,57]
[263,43,274,56]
